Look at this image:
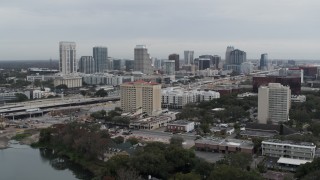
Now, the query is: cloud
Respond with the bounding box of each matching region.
[0,0,319,60]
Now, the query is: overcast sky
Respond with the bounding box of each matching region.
[1,0,319,60]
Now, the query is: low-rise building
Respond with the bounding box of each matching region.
[161,87,220,109]
[129,113,176,130]
[262,139,316,161]
[262,139,316,171]
[167,120,194,132]
[81,73,133,86]
[195,137,254,154]
[54,76,82,88]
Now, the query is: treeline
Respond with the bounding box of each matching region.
[90,107,130,125]
[35,124,263,180]
[177,94,257,133]
[35,123,112,161]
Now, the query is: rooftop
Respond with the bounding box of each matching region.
[263,139,315,147]
[168,120,193,125]
[195,137,254,149]
[122,80,159,86]
[277,157,312,166]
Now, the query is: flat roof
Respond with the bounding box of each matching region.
[277,157,312,166]
[263,139,315,147]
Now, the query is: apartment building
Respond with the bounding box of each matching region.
[262,139,316,161]
[120,80,162,116]
[161,87,220,109]
[258,83,291,124]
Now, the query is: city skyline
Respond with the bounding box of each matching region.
[1,0,320,60]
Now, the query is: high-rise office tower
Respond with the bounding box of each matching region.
[198,58,211,70]
[125,60,134,71]
[134,45,153,74]
[163,60,175,75]
[113,59,122,70]
[93,46,108,73]
[260,53,269,71]
[59,41,77,75]
[120,80,162,116]
[258,83,291,124]
[184,51,194,65]
[225,46,234,65]
[79,56,95,74]
[212,55,221,69]
[226,49,246,73]
[168,54,180,71]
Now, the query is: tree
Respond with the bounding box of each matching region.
[126,137,139,145]
[113,136,125,144]
[116,168,144,180]
[169,136,184,147]
[171,172,201,180]
[56,84,68,90]
[95,89,108,97]
[15,93,28,102]
[225,152,252,170]
[208,165,263,180]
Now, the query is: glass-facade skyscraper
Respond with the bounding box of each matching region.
[93,46,108,73]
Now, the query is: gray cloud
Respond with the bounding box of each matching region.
[0,0,320,60]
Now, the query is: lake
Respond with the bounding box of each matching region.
[0,141,93,180]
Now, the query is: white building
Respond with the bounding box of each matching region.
[262,139,316,169]
[161,87,220,109]
[54,76,82,88]
[258,83,291,124]
[81,73,133,86]
[59,41,77,75]
[167,120,195,132]
[241,62,254,75]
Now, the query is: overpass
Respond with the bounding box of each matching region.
[0,96,120,118]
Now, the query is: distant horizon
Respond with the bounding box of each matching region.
[1,1,320,60]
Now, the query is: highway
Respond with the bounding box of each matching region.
[0,96,120,115]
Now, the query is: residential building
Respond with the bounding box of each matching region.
[59,41,76,75]
[161,87,220,109]
[53,76,82,88]
[120,80,161,116]
[78,56,95,74]
[81,73,133,86]
[195,137,254,154]
[258,83,291,124]
[184,50,194,65]
[134,45,153,74]
[262,139,316,160]
[93,46,108,72]
[168,53,180,71]
[167,120,195,132]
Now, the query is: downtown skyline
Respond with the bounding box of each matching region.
[1,0,320,60]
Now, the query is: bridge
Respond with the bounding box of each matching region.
[0,96,120,119]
